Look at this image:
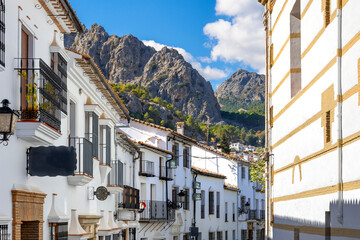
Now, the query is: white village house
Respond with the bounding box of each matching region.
[259,0,360,239]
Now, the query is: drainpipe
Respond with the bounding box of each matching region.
[336,1,343,224]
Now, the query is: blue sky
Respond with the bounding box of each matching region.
[69,0,264,89]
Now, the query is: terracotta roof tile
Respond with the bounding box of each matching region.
[224,183,239,192]
[191,166,226,179]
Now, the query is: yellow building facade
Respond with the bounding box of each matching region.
[259,0,360,239]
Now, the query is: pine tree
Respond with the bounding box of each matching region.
[220,132,230,154]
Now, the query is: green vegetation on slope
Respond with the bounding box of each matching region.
[219,98,265,116]
[111,83,265,147]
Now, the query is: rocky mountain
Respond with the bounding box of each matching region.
[65,24,221,123]
[215,69,265,114]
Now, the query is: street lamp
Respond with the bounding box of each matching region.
[0,99,19,146]
[239,201,251,214]
[168,189,186,209]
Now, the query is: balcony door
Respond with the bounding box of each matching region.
[21,29,29,110]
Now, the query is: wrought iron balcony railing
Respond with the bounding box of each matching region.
[259,210,265,220]
[248,210,258,220]
[139,160,155,177]
[139,200,175,221]
[120,185,139,209]
[159,166,173,180]
[15,58,66,131]
[69,137,93,177]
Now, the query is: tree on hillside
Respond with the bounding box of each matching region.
[220,132,231,154]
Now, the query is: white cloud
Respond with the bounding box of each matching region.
[142,40,230,80]
[203,0,265,73]
[198,56,212,63]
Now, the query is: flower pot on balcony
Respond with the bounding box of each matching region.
[21,109,39,120]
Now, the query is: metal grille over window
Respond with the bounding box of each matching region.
[0,0,4,68]
[0,225,9,240]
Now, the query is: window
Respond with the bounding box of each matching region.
[85,112,99,158]
[201,190,205,218]
[241,167,245,179]
[173,237,179,240]
[172,187,179,204]
[50,52,67,113]
[225,231,228,240]
[49,222,68,240]
[129,228,136,240]
[183,233,190,240]
[173,143,179,165]
[241,230,247,240]
[290,0,301,98]
[217,232,223,240]
[0,224,9,240]
[248,168,251,181]
[232,203,235,222]
[225,202,228,222]
[183,147,190,168]
[326,111,331,143]
[322,0,330,27]
[209,192,214,215]
[241,196,245,210]
[232,230,236,240]
[113,233,121,240]
[0,0,4,68]
[184,189,190,210]
[216,192,220,218]
[209,232,215,240]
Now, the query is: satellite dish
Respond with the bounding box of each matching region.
[94,186,110,201]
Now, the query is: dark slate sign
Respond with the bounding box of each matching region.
[28,146,76,177]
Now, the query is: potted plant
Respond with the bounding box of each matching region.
[18,71,39,120]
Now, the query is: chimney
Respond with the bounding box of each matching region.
[176,122,185,135]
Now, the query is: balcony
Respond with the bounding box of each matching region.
[15,58,65,145]
[67,137,94,186]
[108,160,123,194]
[120,185,139,210]
[259,210,265,220]
[139,160,155,177]
[248,210,258,221]
[139,200,175,221]
[159,166,173,180]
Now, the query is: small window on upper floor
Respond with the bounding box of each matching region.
[173,143,179,165]
[322,0,331,27]
[0,0,5,69]
[290,0,301,98]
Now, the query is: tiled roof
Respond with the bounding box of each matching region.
[134,141,174,155]
[224,183,239,192]
[191,166,227,179]
[130,118,247,163]
[66,48,130,121]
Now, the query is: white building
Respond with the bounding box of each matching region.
[259,0,360,239]
[0,1,138,239]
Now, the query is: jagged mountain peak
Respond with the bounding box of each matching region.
[65,23,221,123]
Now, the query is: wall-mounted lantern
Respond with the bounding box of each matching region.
[0,99,19,146]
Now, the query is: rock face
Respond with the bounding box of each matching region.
[65,24,221,123]
[215,69,265,112]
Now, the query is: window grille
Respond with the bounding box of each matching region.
[208,232,215,240]
[183,189,190,210]
[0,0,4,68]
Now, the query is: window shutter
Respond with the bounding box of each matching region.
[106,126,111,165]
[92,113,99,158]
[118,161,123,186]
